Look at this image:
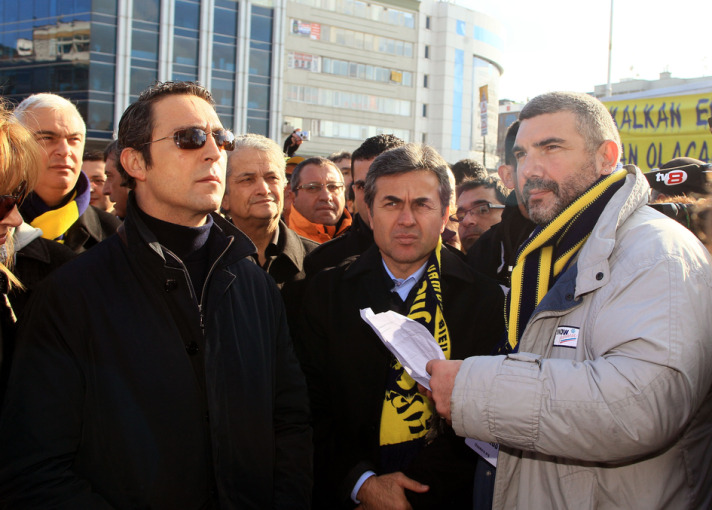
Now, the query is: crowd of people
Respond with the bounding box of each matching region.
[0,81,710,510]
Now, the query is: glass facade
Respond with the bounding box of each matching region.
[130,0,160,103]
[212,0,239,129]
[0,0,273,140]
[247,5,273,136]
[173,0,200,81]
[0,0,116,139]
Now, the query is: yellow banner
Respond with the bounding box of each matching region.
[603,92,712,170]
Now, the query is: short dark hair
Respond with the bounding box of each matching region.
[118,81,215,169]
[290,156,342,193]
[351,134,405,163]
[364,143,451,214]
[103,139,134,189]
[456,176,510,205]
[82,150,104,162]
[450,158,487,184]
[519,91,620,155]
[327,151,351,165]
[103,139,119,162]
[503,120,520,167]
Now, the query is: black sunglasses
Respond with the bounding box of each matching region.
[0,180,28,220]
[143,127,236,151]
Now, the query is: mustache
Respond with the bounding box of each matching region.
[522,178,559,199]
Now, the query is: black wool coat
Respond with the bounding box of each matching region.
[0,200,312,510]
[295,244,505,509]
[64,204,122,254]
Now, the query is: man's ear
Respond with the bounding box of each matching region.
[221,192,230,213]
[498,164,516,189]
[120,147,148,183]
[365,204,375,229]
[440,210,449,234]
[597,140,620,176]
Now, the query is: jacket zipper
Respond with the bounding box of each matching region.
[162,236,235,333]
[198,237,234,332]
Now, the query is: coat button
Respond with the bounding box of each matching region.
[165,279,177,291]
[596,272,604,281]
[186,342,199,355]
[565,293,574,301]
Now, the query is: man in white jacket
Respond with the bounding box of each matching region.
[426,91,712,509]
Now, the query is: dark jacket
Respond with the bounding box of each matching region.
[262,221,318,336]
[466,193,535,288]
[0,200,312,509]
[64,205,121,254]
[296,244,505,509]
[10,237,76,317]
[261,220,318,290]
[0,272,16,408]
[303,212,373,276]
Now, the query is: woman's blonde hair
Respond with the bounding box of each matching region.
[0,99,42,289]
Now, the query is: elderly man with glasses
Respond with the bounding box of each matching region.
[287,156,352,244]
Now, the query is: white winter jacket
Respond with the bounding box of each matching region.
[452,166,712,509]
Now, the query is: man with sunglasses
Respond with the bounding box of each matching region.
[0,82,312,509]
[287,156,352,244]
[452,176,508,253]
[13,93,120,253]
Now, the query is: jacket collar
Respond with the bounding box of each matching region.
[122,194,257,265]
[277,220,310,272]
[344,242,475,284]
[288,206,352,243]
[575,165,649,297]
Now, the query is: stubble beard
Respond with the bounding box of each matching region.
[519,158,599,225]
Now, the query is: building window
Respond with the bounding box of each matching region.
[423,74,429,88]
[422,104,427,117]
[456,20,466,36]
[425,16,431,30]
[424,45,430,59]
[421,132,427,143]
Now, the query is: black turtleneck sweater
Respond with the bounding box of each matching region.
[135,207,214,302]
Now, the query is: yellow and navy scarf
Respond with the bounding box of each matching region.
[20,172,91,243]
[503,170,626,353]
[380,239,451,446]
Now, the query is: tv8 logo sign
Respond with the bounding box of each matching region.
[663,169,687,186]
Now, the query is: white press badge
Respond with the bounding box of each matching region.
[466,438,499,467]
[553,326,579,348]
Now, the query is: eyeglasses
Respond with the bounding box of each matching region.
[449,201,505,222]
[0,180,28,220]
[142,127,236,151]
[295,182,345,194]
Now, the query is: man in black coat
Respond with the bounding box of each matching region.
[297,144,505,509]
[0,82,312,509]
[14,93,120,253]
[222,133,317,331]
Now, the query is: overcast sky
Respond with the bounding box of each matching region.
[468,0,712,103]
